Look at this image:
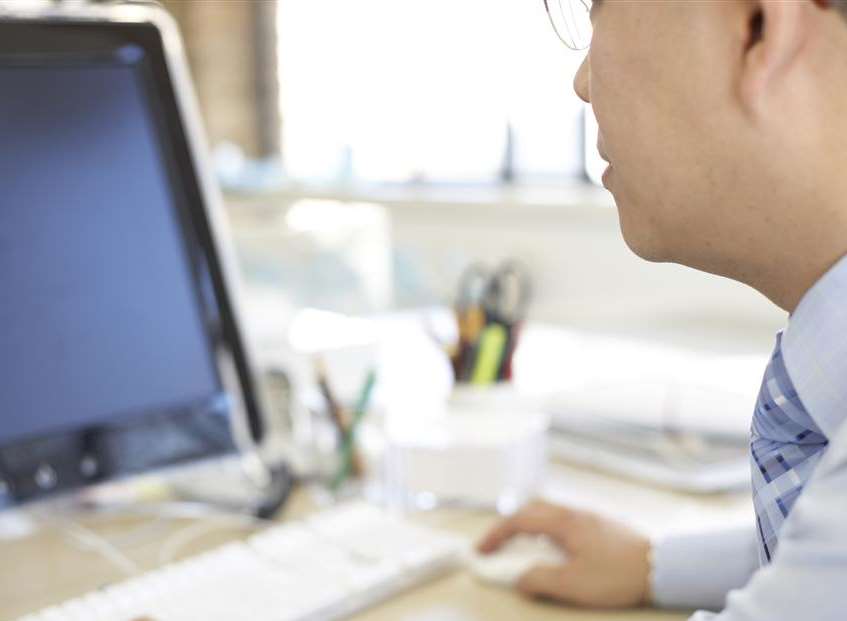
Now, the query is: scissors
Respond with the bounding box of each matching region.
[456,261,531,325]
[452,262,485,339]
[480,260,532,329]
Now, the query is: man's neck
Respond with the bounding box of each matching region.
[754,233,847,314]
[702,183,847,314]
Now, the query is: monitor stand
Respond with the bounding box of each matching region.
[0,452,295,547]
[167,453,294,520]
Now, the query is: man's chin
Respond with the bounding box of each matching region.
[617,213,667,264]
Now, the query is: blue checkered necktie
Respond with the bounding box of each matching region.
[751,332,829,565]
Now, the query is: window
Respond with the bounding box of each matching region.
[277,0,600,186]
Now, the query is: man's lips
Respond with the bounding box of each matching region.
[598,144,613,188]
[597,134,610,163]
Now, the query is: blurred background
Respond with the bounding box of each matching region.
[152,0,784,354]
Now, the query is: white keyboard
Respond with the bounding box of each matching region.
[17,502,467,621]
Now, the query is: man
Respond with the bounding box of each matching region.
[478,1,847,619]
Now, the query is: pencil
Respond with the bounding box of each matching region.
[332,369,377,490]
[315,357,364,478]
[315,356,345,434]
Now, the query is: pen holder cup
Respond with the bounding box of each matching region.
[378,386,550,514]
[447,383,539,413]
[297,401,386,506]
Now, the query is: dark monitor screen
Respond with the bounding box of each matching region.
[0,14,264,503]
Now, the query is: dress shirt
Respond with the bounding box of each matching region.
[651,253,847,620]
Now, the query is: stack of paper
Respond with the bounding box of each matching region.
[511,325,769,493]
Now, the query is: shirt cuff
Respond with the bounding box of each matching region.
[651,528,759,612]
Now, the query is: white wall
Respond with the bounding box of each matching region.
[387,198,785,352]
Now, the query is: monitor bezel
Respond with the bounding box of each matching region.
[0,3,269,503]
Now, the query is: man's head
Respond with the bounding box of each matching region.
[572,0,847,311]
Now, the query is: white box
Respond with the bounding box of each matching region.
[380,404,549,514]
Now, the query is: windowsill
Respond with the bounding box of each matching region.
[224,179,616,213]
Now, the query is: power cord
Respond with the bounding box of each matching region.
[31,500,276,578]
[61,518,142,577]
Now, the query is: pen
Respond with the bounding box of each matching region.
[470,323,508,385]
[498,320,523,381]
[315,357,345,434]
[457,304,486,382]
[332,368,377,490]
[315,357,364,478]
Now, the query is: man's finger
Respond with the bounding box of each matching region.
[477,517,519,553]
[477,513,548,553]
[477,505,571,553]
[516,564,576,602]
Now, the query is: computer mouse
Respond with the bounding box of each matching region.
[466,535,568,587]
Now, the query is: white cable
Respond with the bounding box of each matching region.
[157,519,247,566]
[92,500,270,527]
[149,501,274,566]
[30,500,271,580]
[82,501,272,567]
[61,519,141,577]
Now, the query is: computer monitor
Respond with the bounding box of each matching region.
[0,3,268,504]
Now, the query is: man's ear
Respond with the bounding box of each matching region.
[740,0,813,116]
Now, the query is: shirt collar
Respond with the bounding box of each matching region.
[782,253,847,439]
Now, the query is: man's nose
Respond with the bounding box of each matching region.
[573,55,590,103]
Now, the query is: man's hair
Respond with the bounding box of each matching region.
[837,0,847,20]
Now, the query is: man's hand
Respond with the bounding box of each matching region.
[477,500,652,609]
